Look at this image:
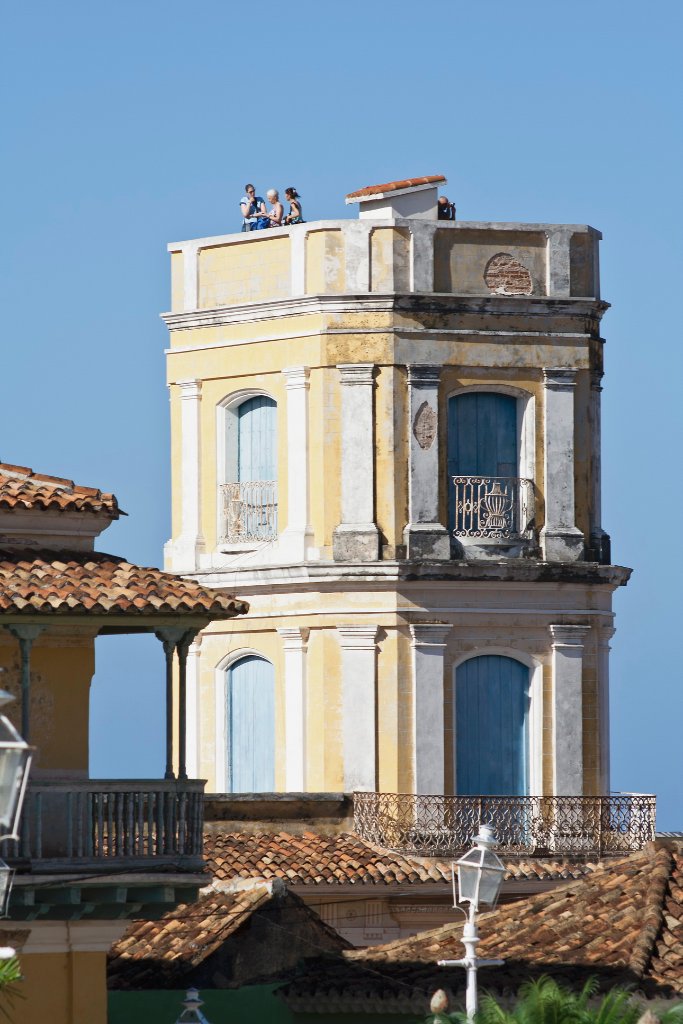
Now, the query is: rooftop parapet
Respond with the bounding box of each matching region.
[167,219,602,317]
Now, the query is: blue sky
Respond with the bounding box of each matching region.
[1,1,681,827]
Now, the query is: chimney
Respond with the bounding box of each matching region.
[345,174,446,221]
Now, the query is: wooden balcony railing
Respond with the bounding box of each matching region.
[0,780,205,872]
[353,792,657,857]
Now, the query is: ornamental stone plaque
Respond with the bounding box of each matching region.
[413,401,437,450]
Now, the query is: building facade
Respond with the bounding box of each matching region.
[164,174,630,806]
[0,462,246,1024]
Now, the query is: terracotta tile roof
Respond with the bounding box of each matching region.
[280,844,683,1012]
[0,463,121,517]
[108,881,351,990]
[346,175,446,200]
[204,830,597,887]
[0,550,248,619]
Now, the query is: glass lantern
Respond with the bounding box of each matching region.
[0,692,32,842]
[175,988,212,1024]
[455,824,506,911]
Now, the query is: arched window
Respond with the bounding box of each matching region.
[447,392,523,538]
[220,394,278,544]
[455,655,530,795]
[226,655,275,792]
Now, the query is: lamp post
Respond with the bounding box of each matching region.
[437,824,506,1021]
[174,988,212,1024]
[0,690,32,918]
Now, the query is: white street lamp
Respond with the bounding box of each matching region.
[437,824,506,1020]
[174,988,212,1024]
[0,691,32,842]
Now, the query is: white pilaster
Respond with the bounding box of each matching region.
[409,222,437,292]
[549,624,590,795]
[171,379,205,571]
[279,366,316,561]
[410,624,451,794]
[597,625,615,794]
[337,625,379,792]
[546,228,572,297]
[332,364,379,561]
[183,242,200,311]
[343,223,371,292]
[277,627,310,791]
[403,365,450,559]
[185,638,202,779]
[290,228,307,296]
[589,368,610,562]
[540,368,584,561]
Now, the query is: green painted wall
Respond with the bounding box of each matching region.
[108,986,418,1023]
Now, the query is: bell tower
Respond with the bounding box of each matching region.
[164,173,629,823]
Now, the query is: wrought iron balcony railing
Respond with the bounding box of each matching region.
[0,780,205,872]
[353,792,656,857]
[452,475,534,539]
[220,480,278,544]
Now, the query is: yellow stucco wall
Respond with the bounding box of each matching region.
[0,638,93,772]
[20,951,107,1024]
[198,236,290,308]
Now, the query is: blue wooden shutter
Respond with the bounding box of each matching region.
[455,655,530,795]
[237,396,277,482]
[227,655,275,792]
[447,393,518,531]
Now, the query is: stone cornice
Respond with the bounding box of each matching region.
[543,367,578,390]
[185,560,632,592]
[162,293,609,333]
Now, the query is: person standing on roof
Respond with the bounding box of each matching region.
[240,184,267,231]
[283,187,304,225]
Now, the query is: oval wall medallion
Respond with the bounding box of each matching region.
[484,252,533,295]
[414,401,437,449]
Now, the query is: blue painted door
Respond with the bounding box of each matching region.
[237,396,277,481]
[227,655,275,792]
[447,393,518,532]
[236,396,277,537]
[455,655,530,795]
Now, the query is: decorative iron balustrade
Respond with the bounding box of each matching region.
[0,780,205,871]
[452,476,534,539]
[220,480,278,544]
[353,792,656,857]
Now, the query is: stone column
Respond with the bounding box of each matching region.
[336,625,379,792]
[7,625,45,741]
[549,625,590,795]
[597,625,615,794]
[540,368,584,561]
[403,365,450,559]
[185,637,202,779]
[589,368,610,563]
[280,366,315,562]
[277,627,310,791]
[333,364,379,561]
[174,379,205,571]
[410,624,451,794]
